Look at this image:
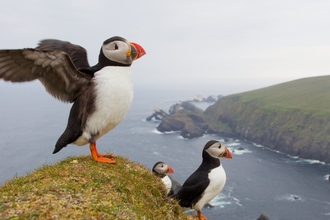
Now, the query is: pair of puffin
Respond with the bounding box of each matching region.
[157,140,232,220]
[0,36,146,164]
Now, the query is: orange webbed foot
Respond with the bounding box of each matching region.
[197,210,208,220]
[90,142,116,164]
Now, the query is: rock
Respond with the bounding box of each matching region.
[181,102,205,114]
[257,214,269,220]
[157,117,185,132]
[206,95,218,102]
[169,103,183,115]
[146,108,168,121]
[192,94,205,102]
[156,103,206,139]
[237,147,245,151]
[181,123,205,139]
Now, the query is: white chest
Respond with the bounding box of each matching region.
[194,165,227,210]
[162,175,172,194]
[75,67,133,145]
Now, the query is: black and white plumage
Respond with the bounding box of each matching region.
[0,36,146,164]
[152,162,182,196]
[171,140,232,220]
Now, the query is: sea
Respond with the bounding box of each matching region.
[0,82,329,220]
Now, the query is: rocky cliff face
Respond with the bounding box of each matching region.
[146,102,208,139]
[204,96,330,163]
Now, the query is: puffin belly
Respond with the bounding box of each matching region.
[194,165,226,210]
[74,67,133,145]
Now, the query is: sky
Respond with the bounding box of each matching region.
[1,0,330,96]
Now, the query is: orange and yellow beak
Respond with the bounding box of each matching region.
[167,165,174,174]
[223,146,233,159]
[128,42,146,60]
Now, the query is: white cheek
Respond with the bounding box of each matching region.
[102,41,129,64]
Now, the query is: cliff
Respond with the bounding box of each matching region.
[148,102,208,139]
[0,156,194,219]
[205,75,330,163]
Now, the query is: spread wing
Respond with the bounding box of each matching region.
[37,39,90,69]
[0,49,91,103]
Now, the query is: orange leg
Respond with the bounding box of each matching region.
[197,210,207,220]
[90,142,115,164]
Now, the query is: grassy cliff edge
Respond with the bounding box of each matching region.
[205,76,330,163]
[0,155,194,219]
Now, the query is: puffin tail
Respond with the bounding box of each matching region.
[53,129,82,154]
[53,139,67,154]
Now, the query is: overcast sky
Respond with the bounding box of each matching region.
[1,0,329,95]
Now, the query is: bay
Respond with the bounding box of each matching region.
[0,82,329,220]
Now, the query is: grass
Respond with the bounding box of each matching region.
[230,75,330,116]
[0,155,195,220]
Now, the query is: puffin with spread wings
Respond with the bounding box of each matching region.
[0,36,146,164]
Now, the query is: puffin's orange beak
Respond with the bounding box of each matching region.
[167,165,174,174]
[224,147,232,159]
[129,42,146,60]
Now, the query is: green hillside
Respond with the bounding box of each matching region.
[0,156,194,220]
[233,75,330,115]
[205,75,330,163]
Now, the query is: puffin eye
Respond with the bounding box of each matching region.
[114,44,118,50]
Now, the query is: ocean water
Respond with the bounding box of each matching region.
[0,82,329,220]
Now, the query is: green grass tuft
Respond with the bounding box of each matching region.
[0,155,195,220]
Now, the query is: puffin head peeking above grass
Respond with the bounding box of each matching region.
[0,36,146,164]
[152,161,182,196]
[171,140,232,220]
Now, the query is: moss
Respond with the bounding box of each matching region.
[0,156,195,220]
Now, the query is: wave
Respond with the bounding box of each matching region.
[151,129,163,134]
[226,142,241,147]
[230,148,252,155]
[275,194,305,202]
[295,158,326,165]
[151,129,180,135]
[324,174,329,181]
[207,187,242,208]
[207,193,232,208]
[252,143,264,148]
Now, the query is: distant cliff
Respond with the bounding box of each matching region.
[205,76,330,163]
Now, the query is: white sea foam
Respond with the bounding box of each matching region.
[324,174,330,181]
[226,142,241,147]
[252,143,263,148]
[151,129,163,134]
[208,193,232,208]
[296,158,326,165]
[276,194,305,202]
[231,148,252,155]
[207,187,242,208]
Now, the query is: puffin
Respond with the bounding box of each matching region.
[171,140,232,220]
[0,36,146,164]
[152,161,182,196]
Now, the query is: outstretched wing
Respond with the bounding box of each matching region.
[0,49,91,103]
[37,39,90,69]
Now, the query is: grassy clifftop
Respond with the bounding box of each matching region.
[0,156,194,219]
[205,75,330,162]
[233,75,330,116]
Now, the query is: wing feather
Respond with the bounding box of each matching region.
[0,49,91,102]
[37,39,90,69]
